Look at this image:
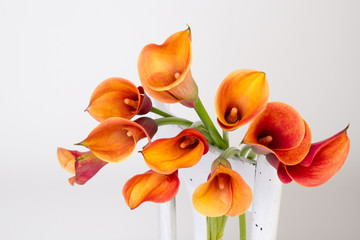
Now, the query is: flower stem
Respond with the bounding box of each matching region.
[154,117,193,127]
[239,145,251,157]
[239,213,246,240]
[223,130,229,146]
[207,216,228,240]
[151,107,173,118]
[220,147,241,159]
[194,98,228,150]
[217,216,228,239]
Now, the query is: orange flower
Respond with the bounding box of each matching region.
[138,27,198,107]
[57,147,108,186]
[243,102,311,166]
[192,158,252,217]
[215,69,269,131]
[78,117,152,163]
[86,77,152,122]
[141,128,209,174]
[123,170,180,210]
[278,126,350,187]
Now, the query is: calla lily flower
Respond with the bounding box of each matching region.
[78,117,152,163]
[215,69,269,131]
[123,170,180,210]
[141,128,209,174]
[86,77,152,122]
[57,147,108,185]
[138,27,198,107]
[192,158,252,217]
[283,126,350,187]
[243,102,311,166]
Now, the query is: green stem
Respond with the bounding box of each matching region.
[217,216,228,239]
[211,217,218,240]
[154,117,193,127]
[247,150,257,160]
[220,147,241,159]
[239,145,251,157]
[239,213,246,240]
[194,98,228,150]
[150,107,173,118]
[223,130,229,146]
[191,121,216,145]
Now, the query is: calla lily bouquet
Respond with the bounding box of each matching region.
[57,27,350,240]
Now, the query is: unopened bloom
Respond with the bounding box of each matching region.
[192,158,252,217]
[215,69,269,131]
[86,77,152,122]
[78,117,153,163]
[138,27,198,107]
[57,147,108,185]
[141,128,209,174]
[123,170,180,209]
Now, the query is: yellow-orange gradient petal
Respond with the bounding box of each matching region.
[243,102,305,152]
[80,117,150,163]
[138,27,198,104]
[215,69,269,131]
[272,121,312,165]
[141,129,209,174]
[192,165,252,217]
[86,77,150,122]
[122,170,180,209]
[286,126,350,187]
[57,148,108,185]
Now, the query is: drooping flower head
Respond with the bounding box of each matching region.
[123,170,180,209]
[138,27,198,107]
[192,158,252,217]
[78,117,155,163]
[86,77,152,122]
[141,128,209,174]
[57,147,108,185]
[215,69,269,131]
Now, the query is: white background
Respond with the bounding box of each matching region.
[1,0,359,239]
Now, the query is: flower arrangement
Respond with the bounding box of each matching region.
[57,27,350,240]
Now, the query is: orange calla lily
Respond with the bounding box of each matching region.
[78,117,151,163]
[243,102,311,166]
[284,126,350,187]
[138,27,198,107]
[86,77,152,122]
[215,69,269,131]
[141,128,209,174]
[192,159,252,217]
[122,170,180,210]
[57,147,108,185]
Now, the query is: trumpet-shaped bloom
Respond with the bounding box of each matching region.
[57,147,108,185]
[123,170,180,209]
[243,102,311,166]
[86,77,152,122]
[78,117,151,163]
[141,129,209,174]
[138,27,198,106]
[215,69,269,131]
[192,160,252,217]
[283,126,350,187]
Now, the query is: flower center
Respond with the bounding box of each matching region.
[217,174,230,190]
[124,98,139,109]
[258,135,273,147]
[179,136,197,149]
[174,72,181,79]
[126,131,133,137]
[225,107,239,124]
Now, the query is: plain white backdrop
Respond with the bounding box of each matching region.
[1,0,359,239]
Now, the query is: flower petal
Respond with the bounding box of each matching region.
[286,126,350,187]
[86,77,141,121]
[215,69,269,130]
[57,148,108,185]
[141,129,208,174]
[243,102,305,151]
[192,165,252,217]
[138,27,198,103]
[80,117,150,163]
[122,170,180,209]
[272,120,312,165]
